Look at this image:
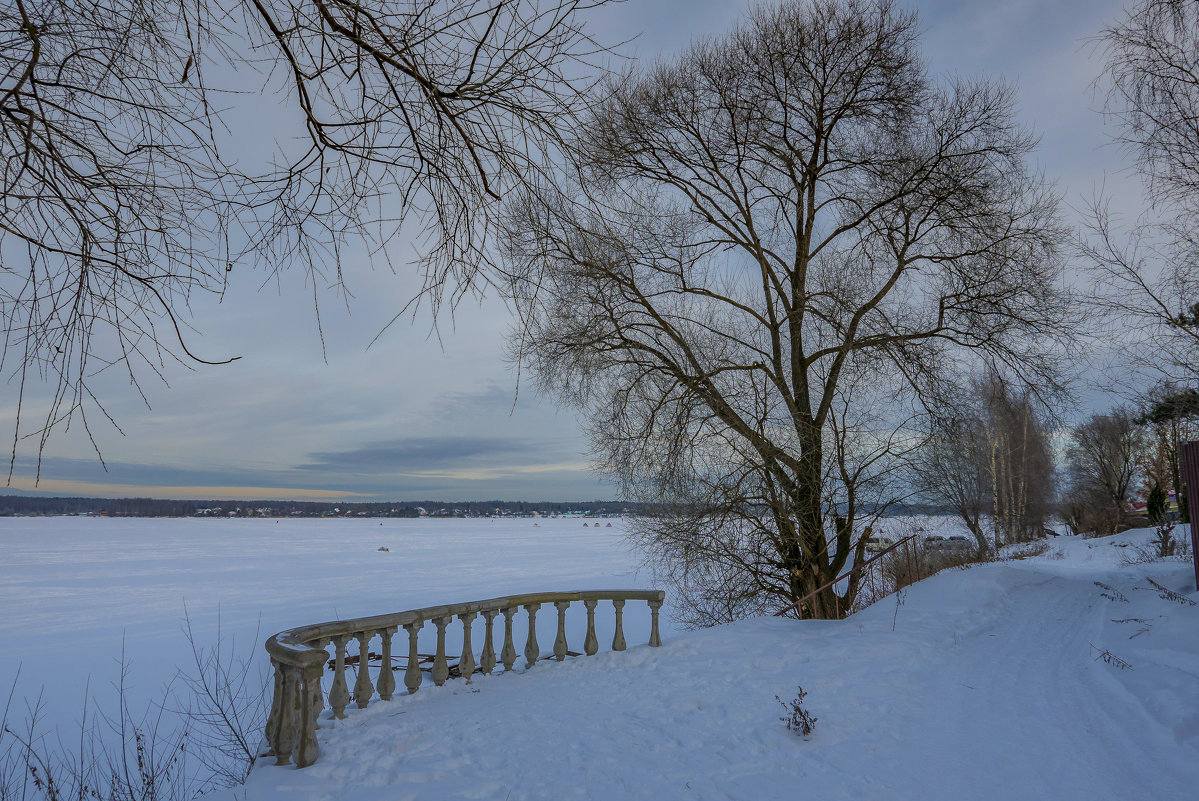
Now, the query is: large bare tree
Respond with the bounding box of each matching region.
[0,0,616,474]
[501,0,1073,621]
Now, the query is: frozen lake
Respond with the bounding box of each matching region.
[0,516,663,741]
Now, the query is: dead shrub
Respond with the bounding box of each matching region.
[775,686,817,738]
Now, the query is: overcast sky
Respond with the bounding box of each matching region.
[3,0,1136,502]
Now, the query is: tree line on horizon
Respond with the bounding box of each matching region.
[0,496,643,518]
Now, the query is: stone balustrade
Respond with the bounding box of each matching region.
[263,589,665,768]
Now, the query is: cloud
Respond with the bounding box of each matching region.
[297,436,543,474]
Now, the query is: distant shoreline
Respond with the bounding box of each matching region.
[0,494,634,519]
[0,494,950,519]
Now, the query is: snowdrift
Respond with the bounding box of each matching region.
[227,530,1199,801]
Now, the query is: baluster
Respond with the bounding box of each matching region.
[648,599,663,647]
[308,644,324,730]
[501,607,517,671]
[265,660,283,755]
[524,603,541,668]
[376,628,396,701]
[480,610,498,675]
[273,666,297,766]
[432,617,450,686]
[403,621,423,695]
[295,665,322,768]
[553,601,570,661]
[329,636,350,719]
[612,599,627,651]
[583,599,599,656]
[353,631,374,708]
[458,612,477,681]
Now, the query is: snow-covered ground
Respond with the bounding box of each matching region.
[228,528,1199,801]
[0,517,658,742]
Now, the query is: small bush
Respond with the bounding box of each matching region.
[775,686,817,738]
[1152,522,1177,558]
[1119,526,1192,565]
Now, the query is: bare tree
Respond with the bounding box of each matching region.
[1065,408,1144,536]
[916,404,989,552]
[1098,0,1199,211]
[0,0,235,477]
[501,0,1074,621]
[918,372,1057,554]
[0,0,618,474]
[236,0,620,304]
[978,373,1056,548]
[1083,0,1199,379]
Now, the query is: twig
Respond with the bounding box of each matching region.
[1145,577,1196,605]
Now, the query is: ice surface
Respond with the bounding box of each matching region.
[0,516,656,738]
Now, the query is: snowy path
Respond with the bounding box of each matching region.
[230,533,1199,801]
[889,570,1189,799]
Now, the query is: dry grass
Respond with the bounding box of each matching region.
[1004,541,1051,560]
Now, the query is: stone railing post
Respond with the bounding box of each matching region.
[458,612,477,682]
[403,620,423,695]
[329,635,350,719]
[553,601,570,661]
[432,617,451,686]
[523,603,541,668]
[648,599,662,647]
[501,607,517,671]
[376,628,396,701]
[353,631,374,709]
[583,599,599,656]
[295,664,322,768]
[273,665,298,766]
[480,610,498,675]
[611,599,626,652]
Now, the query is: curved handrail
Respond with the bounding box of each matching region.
[263,588,665,769]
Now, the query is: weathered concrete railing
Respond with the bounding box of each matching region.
[263,589,665,768]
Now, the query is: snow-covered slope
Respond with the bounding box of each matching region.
[230,530,1199,801]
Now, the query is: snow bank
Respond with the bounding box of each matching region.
[230,529,1199,801]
